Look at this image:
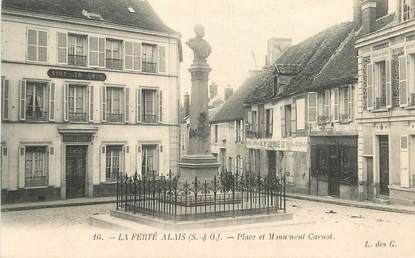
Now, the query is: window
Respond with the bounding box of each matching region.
[106,145,123,182]
[1,78,9,120]
[68,84,88,122]
[25,146,48,187]
[27,29,47,62]
[25,81,48,121]
[228,157,232,173]
[402,0,415,22]
[375,61,387,109]
[106,87,124,123]
[106,39,123,69]
[125,42,141,71]
[142,43,157,73]
[296,98,305,130]
[142,145,158,177]
[142,89,157,123]
[68,34,88,66]
[273,76,278,96]
[252,111,258,134]
[265,109,273,138]
[409,55,415,106]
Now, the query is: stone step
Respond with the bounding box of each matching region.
[372,198,390,205]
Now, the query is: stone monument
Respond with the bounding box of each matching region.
[178,25,220,182]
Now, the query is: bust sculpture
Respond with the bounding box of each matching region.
[186,24,212,65]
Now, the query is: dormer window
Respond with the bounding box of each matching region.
[402,0,415,22]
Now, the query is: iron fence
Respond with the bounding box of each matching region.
[116,172,287,220]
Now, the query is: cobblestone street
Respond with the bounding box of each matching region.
[2,199,415,258]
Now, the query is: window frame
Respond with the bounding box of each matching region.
[105,145,124,183]
[24,145,49,188]
[67,33,88,66]
[67,83,89,122]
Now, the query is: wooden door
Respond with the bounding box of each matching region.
[66,145,87,198]
[378,136,389,195]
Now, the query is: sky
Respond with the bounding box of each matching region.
[148,0,395,100]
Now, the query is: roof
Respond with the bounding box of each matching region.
[245,21,357,104]
[210,70,271,123]
[2,0,178,34]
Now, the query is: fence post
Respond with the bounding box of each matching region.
[283,172,287,213]
[116,172,119,210]
[214,176,217,214]
[195,177,198,216]
[124,173,128,212]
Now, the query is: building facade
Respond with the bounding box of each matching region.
[1,0,182,203]
[356,0,415,205]
[244,20,360,199]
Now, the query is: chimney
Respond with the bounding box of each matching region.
[184,92,190,117]
[361,0,377,34]
[209,82,218,99]
[353,0,362,29]
[361,0,389,35]
[224,87,233,101]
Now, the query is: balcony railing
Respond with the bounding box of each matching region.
[375,97,386,109]
[411,93,415,106]
[69,112,87,122]
[106,58,123,70]
[246,130,264,139]
[25,176,48,187]
[142,61,157,73]
[143,114,158,123]
[26,110,48,121]
[68,54,87,66]
[106,113,124,123]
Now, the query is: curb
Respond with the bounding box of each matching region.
[287,194,415,215]
[1,199,116,212]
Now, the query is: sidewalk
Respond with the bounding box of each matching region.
[1,196,116,212]
[2,194,415,214]
[287,193,415,215]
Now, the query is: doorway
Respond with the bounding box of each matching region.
[66,145,87,198]
[378,136,389,195]
[267,150,277,177]
[328,145,340,197]
[366,157,373,200]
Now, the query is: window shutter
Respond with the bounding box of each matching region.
[124,87,130,123]
[18,146,25,188]
[38,31,48,62]
[348,85,353,121]
[136,88,142,123]
[27,29,37,61]
[88,85,94,122]
[100,145,107,183]
[19,80,26,121]
[280,106,286,138]
[101,86,106,122]
[136,145,143,176]
[124,42,133,70]
[99,38,105,67]
[133,43,141,71]
[159,90,163,122]
[400,136,409,187]
[325,90,331,122]
[158,45,166,73]
[385,58,392,108]
[57,32,67,64]
[367,64,373,110]
[308,92,317,123]
[63,83,68,122]
[48,83,55,121]
[2,79,9,120]
[399,55,408,107]
[89,36,99,66]
[291,101,297,137]
[334,88,340,122]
